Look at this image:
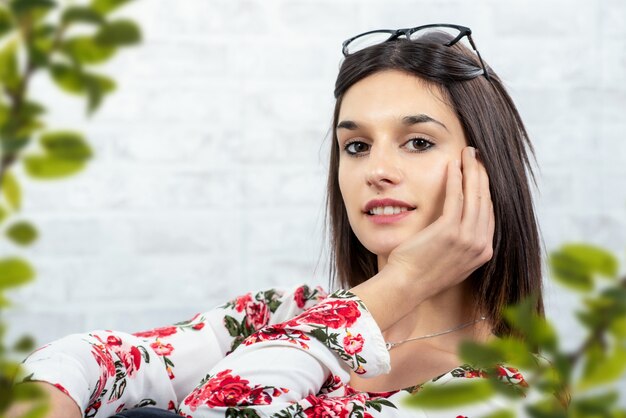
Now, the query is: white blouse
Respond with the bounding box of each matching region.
[21,284,531,417]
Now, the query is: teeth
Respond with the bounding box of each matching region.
[369,206,408,215]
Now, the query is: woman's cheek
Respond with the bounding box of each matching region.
[417,161,449,223]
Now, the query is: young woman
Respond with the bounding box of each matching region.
[12,23,542,418]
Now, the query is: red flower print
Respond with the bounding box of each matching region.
[94,334,142,378]
[85,400,101,416]
[245,301,270,330]
[167,366,175,380]
[167,400,176,410]
[243,323,310,350]
[304,394,352,418]
[183,369,275,411]
[133,326,178,339]
[192,322,205,330]
[53,383,70,397]
[464,369,486,378]
[343,333,364,355]
[90,344,115,383]
[235,293,253,313]
[151,341,174,356]
[117,345,142,378]
[288,300,361,329]
[106,335,122,346]
[321,374,343,394]
[294,286,307,308]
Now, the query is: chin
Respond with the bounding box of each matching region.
[359,236,404,257]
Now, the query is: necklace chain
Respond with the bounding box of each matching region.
[384,316,487,351]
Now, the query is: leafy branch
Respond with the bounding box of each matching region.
[404,243,626,417]
[0,0,142,414]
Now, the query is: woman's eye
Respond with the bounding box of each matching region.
[344,141,370,155]
[405,137,434,152]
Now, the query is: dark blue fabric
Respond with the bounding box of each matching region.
[110,407,180,417]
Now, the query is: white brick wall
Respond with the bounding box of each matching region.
[5,0,626,390]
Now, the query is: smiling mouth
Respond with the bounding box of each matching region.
[366,206,416,216]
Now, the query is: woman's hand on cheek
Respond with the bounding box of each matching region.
[386,146,495,302]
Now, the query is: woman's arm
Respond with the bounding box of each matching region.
[12,284,326,418]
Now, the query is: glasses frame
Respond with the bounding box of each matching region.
[341,23,490,81]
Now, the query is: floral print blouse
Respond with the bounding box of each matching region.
[21,284,531,417]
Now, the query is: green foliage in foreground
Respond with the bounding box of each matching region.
[0,0,141,415]
[404,243,626,417]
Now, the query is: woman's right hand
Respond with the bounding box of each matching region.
[386,145,495,302]
[6,382,81,418]
[351,146,494,332]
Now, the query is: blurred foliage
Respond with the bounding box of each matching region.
[0,0,141,415]
[404,243,626,417]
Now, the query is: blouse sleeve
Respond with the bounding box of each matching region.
[19,284,328,418]
[178,288,392,417]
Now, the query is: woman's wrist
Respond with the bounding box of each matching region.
[350,262,425,333]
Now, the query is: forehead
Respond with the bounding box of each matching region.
[337,70,456,127]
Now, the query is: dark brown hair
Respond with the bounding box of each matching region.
[324,33,543,337]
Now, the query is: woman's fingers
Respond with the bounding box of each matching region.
[460,147,481,226]
[441,158,464,223]
[459,146,494,262]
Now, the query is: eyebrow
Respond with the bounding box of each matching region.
[336,114,449,132]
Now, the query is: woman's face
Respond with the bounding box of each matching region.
[337,69,468,261]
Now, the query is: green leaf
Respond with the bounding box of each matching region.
[49,64,116,111]
[0,205,7,223]
[24,155,86,179]
[572,391,618,415]
[481,409,516,418]
[62,36,116,64]
[0,7,14,38]
[1,171,21,211]
[6,221,38,245]
[563,244,618,277]
[549,244,618,292]
[84,72,115,113]
[9,0,56,20]
[61,6,105,25]
[28,23,56,68]
[0,292,12,307]
[0,135,29,154]
[459,341,505,368]
[223,315,241,337]
[0,257,35,289]
[402,380,494,409]
[91,0,134,14]
[504,298,558,352]
[610,316,626,339]
[310,328,328,343]
[40,131,92,160]
[49,63,84,94]
[13,335,36,352]
[94,19,141,46]
[490,337,539,370]
[525,398,568,418]
[578,345,626,390]
[0,40,20,91]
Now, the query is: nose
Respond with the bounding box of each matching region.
[365,146,402,190]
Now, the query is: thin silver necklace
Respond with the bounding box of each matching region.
[384,316,487,351]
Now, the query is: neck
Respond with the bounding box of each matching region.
[377,255,493,352]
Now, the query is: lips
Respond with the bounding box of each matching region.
[363,198,416,214]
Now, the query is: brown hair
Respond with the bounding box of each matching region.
[324,33,543,337]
